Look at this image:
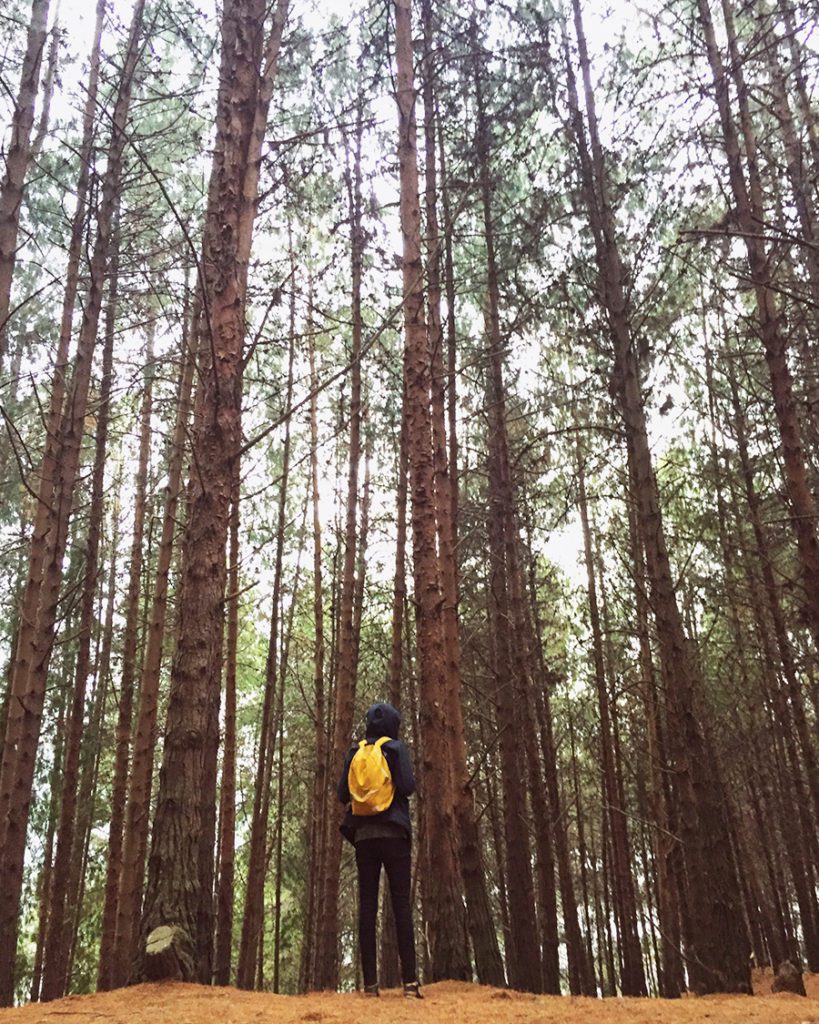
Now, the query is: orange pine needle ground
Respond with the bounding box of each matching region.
[2,972,818,1024]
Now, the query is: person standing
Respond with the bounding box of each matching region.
[337,702,423,998]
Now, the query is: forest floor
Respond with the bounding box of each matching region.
[3,971,819,1024]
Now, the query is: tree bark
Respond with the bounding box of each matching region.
[29,679,67,1001]
[214,457,240,986]
[394,0,471,982]
[565,0,750,992]
[237,253,296,994]
[99,321,155,990]
[111,295,196,987]
[627,473,683,998]
[0,0,51,369]
[273,254,301,995]
[138,0,288,982]
[0,1,144,1002]
[776,0,819,169]
[422,0,504,989]
[472,25,543,991]
[697,0,819,653]
[577,456,646,995]
[313,108,366,991]
[299,273,328,992]
[527,575,594,995]
[39,228,119,1002]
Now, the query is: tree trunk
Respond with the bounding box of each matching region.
[566,0,750,992]
[422,0,504,989]
[28,12,59,162]
[0,0,103,758]
[0,0,51,369]
[112,295,196,986]
[394,0,471,982]
[472,28,543,991]
[387,398,408,710]
[627,474,683,997]
[776,0,819,169]
[727,371,819,831]
[313,108,366,991]
[214,458,240,986]
[39,230,119,1002]
[577,457,646,995]
[757,2,819,321]
[523,519,594,995]
[376,395,408,992]
[273,250,301,995]
[237,291,295,991]
[29,681,67,1001]
[697,0,819,652]
[138,0,288,982]
[99,321,155,990]
[299,274,328,993]
[0,1,144,1002]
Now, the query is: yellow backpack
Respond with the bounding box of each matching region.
[348,736,395,816]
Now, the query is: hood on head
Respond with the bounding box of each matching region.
[365,702,401,740]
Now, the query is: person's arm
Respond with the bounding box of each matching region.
[337,747,354,804]
[390,740,416,797]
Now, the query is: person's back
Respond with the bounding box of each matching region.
[337,702,423,998]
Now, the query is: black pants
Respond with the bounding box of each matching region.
[354,837,416,986]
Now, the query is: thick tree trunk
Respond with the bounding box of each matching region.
[0,2,144,1002]
[138,0,288,982]
[0,0,51,369]
[394,0,471,982]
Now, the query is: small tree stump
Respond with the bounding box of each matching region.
[771,959,807,996]
[143,925,196,982]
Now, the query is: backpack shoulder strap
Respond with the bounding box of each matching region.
[374,736,390,751]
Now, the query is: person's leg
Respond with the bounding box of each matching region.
[355,840,383,989]
[382,838,417,984]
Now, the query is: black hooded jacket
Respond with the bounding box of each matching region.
[337,702,416,844]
